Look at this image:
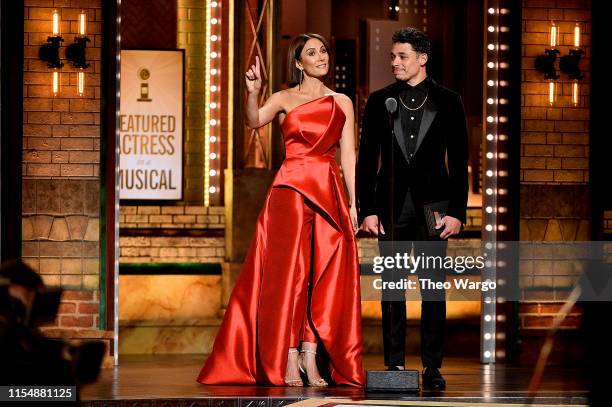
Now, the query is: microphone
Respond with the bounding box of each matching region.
[385,97,398,115]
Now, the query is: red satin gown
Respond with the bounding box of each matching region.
[197,94,364,387]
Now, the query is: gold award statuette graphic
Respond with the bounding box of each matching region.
[137,67,152,102]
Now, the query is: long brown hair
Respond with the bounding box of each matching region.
[287,33,332,87]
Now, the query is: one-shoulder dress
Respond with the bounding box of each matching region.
[197,95,364,387]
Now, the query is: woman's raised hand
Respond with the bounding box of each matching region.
[245,56,262,94]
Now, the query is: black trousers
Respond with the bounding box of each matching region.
[378,191,447,368]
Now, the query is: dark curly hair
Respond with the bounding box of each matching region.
[392,27,431,60]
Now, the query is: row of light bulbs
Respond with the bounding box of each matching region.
[113,0,121,367]
[481,3,508,364]
[205,0,222,205]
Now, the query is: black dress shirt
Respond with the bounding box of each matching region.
[399,77,430,161]
[396,77,430,222]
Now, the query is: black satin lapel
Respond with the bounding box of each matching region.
[393,111,410,163]
[415,98,437,154]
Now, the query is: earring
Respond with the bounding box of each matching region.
[299,69,303,91]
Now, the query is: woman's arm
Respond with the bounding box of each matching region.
[244,56,283,128]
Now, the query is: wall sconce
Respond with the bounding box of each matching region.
[560,23,584,107]
[66,11,90,69]
[534,21,559,80]
[560,23,584,80]
[67,11,90,97]
[39,10,90,97]
[38,9,64,69]
[535,22,585,107]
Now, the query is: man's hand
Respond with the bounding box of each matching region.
[361,215,385,236]
[437,215,462,239]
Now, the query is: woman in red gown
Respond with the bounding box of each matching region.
[197,33,364,387]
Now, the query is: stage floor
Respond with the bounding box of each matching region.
[80,354,588,406]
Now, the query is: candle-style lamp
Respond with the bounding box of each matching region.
[38,9,64,69]
[549,21,559,48]
[548,80,557,106]
[534,21,560,81]
[574,22,580,48]
[79,10,87,36]
[66,10,91,69]
[52,71,60,97]
[65,10,90,97]
[560,22,584,106]
[559,22,584,80]
[38,10,64,96]
[535,21,560,105]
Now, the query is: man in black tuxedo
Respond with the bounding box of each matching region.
[357,28,468,390]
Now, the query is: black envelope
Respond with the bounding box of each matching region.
[423,200,449,237]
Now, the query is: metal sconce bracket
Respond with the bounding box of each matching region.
[66,37,91,69]
[560,48,584,80]
[534,48,559,80]
[38,36,64,69]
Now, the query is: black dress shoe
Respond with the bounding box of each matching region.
[422,367,446,390]
[386,366,406,371]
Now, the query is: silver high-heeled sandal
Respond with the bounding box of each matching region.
[284,348,303,387]
[299,349,328,387]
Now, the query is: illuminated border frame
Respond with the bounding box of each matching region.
[481,0,513,364]
[204,0,223,206]
[113,0,122,366]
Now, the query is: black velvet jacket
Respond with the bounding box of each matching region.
[357,78,469,226]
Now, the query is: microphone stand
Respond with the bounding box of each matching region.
[366,95,419,394]
[385,98,398,246]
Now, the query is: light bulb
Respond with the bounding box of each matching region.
[574,23,581,48]
[52,10,60,36]
[53,71,60,96]
[79,11,87,36]
[549,22,558,48]
[77,70,85,96]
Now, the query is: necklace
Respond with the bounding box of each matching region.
[398,93,428,111]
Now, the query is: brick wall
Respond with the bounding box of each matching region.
[519,302,582,330]
[519,0,591,334]
[120,236,224,264]
[119,205,225,264]
[521,0,590,184]
[44,289,100,329]
[120,205,224,228]
[39,289,113,366]
[22,0,103,335]
[119,205,225,263]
